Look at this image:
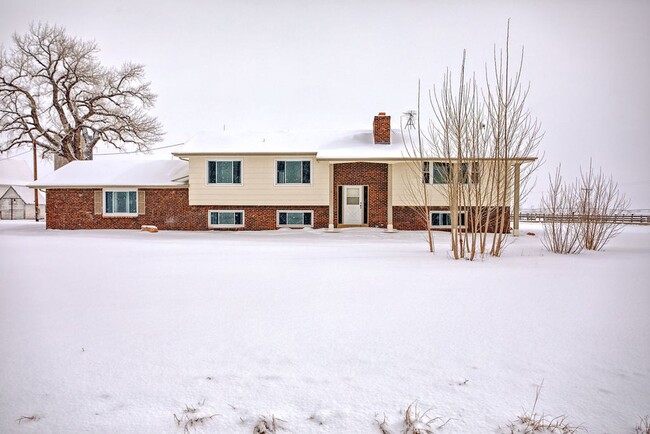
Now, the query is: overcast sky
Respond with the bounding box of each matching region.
[1,0,649,208]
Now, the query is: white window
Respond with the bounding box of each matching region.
[104,189,137,216]
[209,210,244,228]
[277,210,313,227]
[276,160,311,184]
[430,211,467,228]
[207,160,242,184]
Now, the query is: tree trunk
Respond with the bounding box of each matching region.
[54,155,71,170]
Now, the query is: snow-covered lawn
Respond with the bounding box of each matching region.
[0,222,648,433]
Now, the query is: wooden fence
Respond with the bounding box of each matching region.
[519,212,650,226]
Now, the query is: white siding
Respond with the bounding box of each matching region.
[392,161,510,207]
[392,162,448,206]
[188,155,329,206]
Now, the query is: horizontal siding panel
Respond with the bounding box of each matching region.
[392,162,448,206]
[392,162,508,207]
[188,155,329,206]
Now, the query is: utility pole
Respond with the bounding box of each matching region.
[33,143,39,222]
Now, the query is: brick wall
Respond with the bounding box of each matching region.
[333,162,388,228]
[393,205,511,232]
[45,187,510,232]
[45,188,328,230]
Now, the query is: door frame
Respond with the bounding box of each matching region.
[337,185,368,226]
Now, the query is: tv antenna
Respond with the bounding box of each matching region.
[403,110,417,130]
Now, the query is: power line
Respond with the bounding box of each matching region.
[0,142,185,159]
[0,149,32,159]
[94,142,185,155]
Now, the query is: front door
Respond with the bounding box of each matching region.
[343,185,363,225]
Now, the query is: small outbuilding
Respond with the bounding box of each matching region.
[0,159,46,220]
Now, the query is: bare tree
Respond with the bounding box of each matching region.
[578,160,629,251]
[540,166,583,254]
[419,22,541,260]
[484,20,543,256]
[0,23,164,166]
[426,50,478,259]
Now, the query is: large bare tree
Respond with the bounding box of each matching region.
[0,23,164,166]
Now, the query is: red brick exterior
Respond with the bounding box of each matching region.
[373,112,391,144]
[45,184,511,233]
[393,205,511,232]
[45,188,329,230]
[333,162,388,228]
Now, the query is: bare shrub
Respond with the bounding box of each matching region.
[253,415,285,433]
[540,161,629,254]
[183,404,197,414]
[636,415,650,434]
[173,401,218,433]
[173,413,218,433]
[402,401,451,433]
[578,161,629,251]
[504,383,584,434]
[540,166,582,254]
[375,414,392,434]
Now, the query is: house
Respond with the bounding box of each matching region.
[30,113,534,234]
[0,159,46,220]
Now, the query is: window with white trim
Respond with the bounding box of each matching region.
[104,190,137,216]
[209,210,244,228]
[430,211,467,228]
[277,211,313,227]
[207,160,242,184]
[276,160,311,184]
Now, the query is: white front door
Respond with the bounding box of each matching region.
[343,186,363,225]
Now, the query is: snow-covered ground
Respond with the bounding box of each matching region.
[0,222,648,433]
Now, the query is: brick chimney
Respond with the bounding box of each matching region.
[373,112,391,144]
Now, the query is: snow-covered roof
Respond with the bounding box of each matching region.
[0,159,45,203]
[174,129,538,162]
[0,159,34,185]
[29,160,189,188]
[174,129,410,160]
[0,184,45,204]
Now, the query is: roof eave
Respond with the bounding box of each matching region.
[28,184,189,189]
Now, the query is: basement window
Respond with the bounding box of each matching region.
[276,160,311,184]
[277,211,313,227]
[104,190,137,216]
[209,210,244,228]
[430,211,466,228]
